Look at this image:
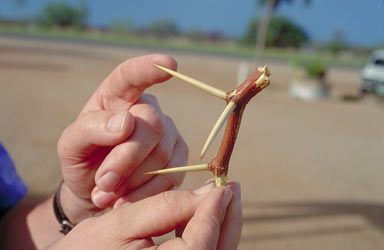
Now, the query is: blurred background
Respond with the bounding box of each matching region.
[0,0,383,249]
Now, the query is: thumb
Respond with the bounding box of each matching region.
[171,186,232,249]
[103,182,215,239]
[103,183,232,250]
[57,110,135,166]
[81,54,177,114]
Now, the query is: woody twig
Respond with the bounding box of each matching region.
[148,64,270,187]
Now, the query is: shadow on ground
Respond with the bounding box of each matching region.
[242,200,384,242]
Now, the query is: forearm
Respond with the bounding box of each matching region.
[0,195,63,250]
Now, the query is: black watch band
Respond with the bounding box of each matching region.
[53,182,75,234]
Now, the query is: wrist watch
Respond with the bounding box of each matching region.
[53,182,75,234]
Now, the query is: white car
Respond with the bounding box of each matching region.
[361,49,384,95]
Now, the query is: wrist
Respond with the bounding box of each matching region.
[59,182,104,225]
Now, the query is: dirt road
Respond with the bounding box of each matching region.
[0,36,383,249]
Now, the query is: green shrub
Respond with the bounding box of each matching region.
[110,20,133,35]
[326,41,348,54]
[241,16,309,48]
[293,58,327,78]
[37,1,87,29]
[149,19,179,39]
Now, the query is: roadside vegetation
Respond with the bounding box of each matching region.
[0,1,377,68]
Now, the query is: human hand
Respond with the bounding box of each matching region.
[57,54,188,224]
[50,182,242,250]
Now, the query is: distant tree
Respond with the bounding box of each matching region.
[185,29,205,42]
[254,0,311,63]
[267,16,308,47]
[37,1,87,29]
[241,16,308,48]
[326,29,348,54]
[206,30,224,42]
[241,19,259,45]
[110,19,133,35]
[149,19,179,39]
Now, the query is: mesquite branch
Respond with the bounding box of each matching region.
[147,65,270,187]
[209,67,270,186]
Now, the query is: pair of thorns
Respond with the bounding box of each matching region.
[147,64,271,187]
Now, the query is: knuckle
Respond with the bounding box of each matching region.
[81,112,100,132]
[117,61,129,83]
[57,123,75,161]
[57,130,67,158]
[119,143,141,167]
[170,138,189,167]
[154,143,172,167]
[141,93,159,105]
[165,116,180,141]
[165,115,175,128]
[137,94,165,137]
[141,106,165,139]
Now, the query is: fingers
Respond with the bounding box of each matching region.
[180,186,233,250]
[105,182,217,240]
[174,181,241,241]
[217,182,242,250]
[93,95,165,192]
[65,182,239,250]
[113,116,187,196]
[112,137,188,208]
[92,114,188,209]
[57,110,135,167]
[82,54,177,113]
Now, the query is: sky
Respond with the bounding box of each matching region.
[1,0,383,47]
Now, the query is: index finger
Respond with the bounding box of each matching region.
[81,54,177,114]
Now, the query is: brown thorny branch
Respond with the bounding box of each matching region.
[147,65,271,187]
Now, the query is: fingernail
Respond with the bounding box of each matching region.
[193,181,215,195]
[122,201,132,207]
[92,191,115,208]
[98,171,120,192]
[221,187,233,209]
[107,112,127,133]
[113,197,132,209]
[170,186,179,190]
[204,178,214,185]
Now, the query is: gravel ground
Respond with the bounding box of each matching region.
[0,36,383,250]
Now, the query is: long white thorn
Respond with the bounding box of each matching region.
[145,164,209,175]
[200,101,236,159]
[154,64,227,100]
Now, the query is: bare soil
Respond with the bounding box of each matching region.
[0,36,383,250]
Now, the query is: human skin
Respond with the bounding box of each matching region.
[0,54,243,250]
[57,54,189,224]
[0,181,242,250]
[0,54,186,249]
[49,182,242,250]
